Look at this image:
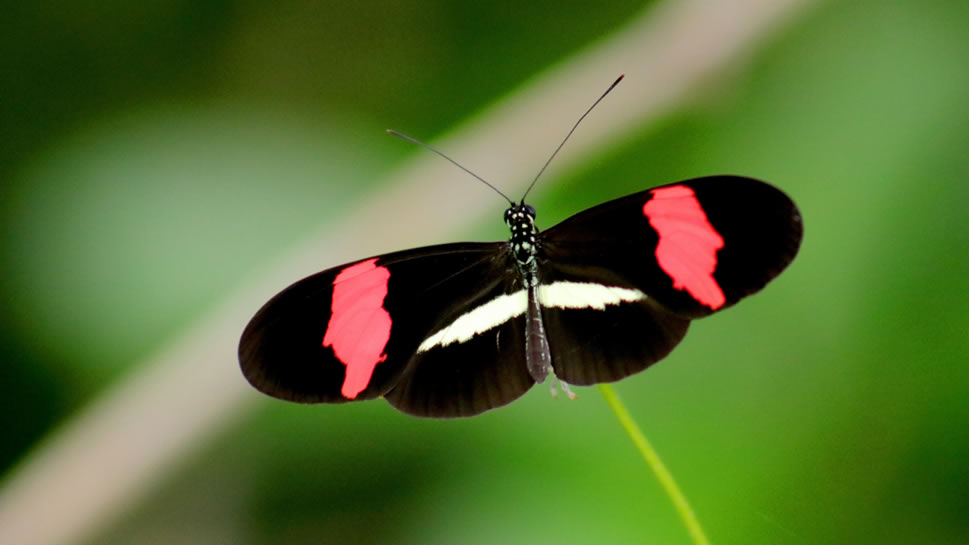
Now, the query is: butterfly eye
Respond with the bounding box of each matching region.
[524,204,536,218]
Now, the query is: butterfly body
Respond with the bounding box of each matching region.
[240,175,802,417]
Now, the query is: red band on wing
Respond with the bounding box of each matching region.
[642,185,726,309]
[322,258,392,398]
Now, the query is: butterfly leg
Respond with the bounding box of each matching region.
[548,376,578,399]
[559,379,578,399]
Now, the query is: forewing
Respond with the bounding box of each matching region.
[239,242,514,405]
[541,176,802,318]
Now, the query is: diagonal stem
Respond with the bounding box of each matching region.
[598,383,712,545]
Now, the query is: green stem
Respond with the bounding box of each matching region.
[598,383,712,545]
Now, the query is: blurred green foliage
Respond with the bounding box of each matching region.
[1,1,967,544]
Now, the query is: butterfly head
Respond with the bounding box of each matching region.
[505,203,539,265]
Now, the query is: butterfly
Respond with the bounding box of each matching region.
[238,76,803,418]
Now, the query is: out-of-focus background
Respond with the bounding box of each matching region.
[1,1,967,544]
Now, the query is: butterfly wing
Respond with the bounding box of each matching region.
[239,242,532,409]
[537,176,802,384]
[541,176,802,317]
[534,265,691,385]
[382,271,535,417]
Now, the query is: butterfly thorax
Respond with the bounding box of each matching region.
[504,203,539,266]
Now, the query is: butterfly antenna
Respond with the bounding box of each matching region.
[520,74,625,204]
[387,129,515,205]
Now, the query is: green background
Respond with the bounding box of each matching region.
[1,1,967,544]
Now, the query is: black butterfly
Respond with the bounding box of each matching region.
[239,76,803,417]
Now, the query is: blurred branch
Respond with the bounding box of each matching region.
[0,1,817,544]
